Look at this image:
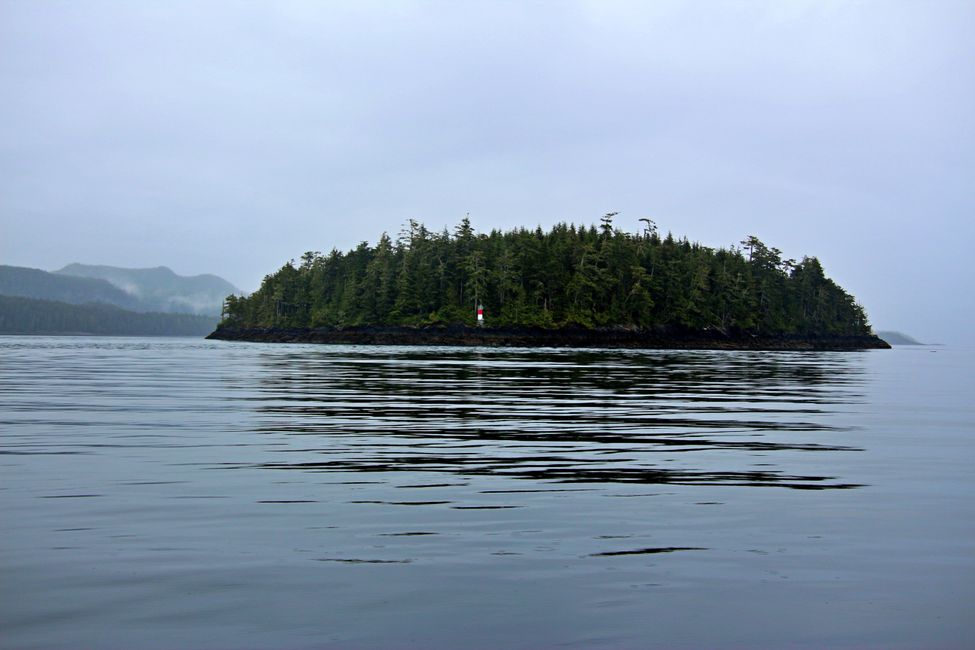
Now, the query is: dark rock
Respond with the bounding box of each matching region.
[207,325,891,350]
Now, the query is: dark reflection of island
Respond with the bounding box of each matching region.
[236,348,870,490]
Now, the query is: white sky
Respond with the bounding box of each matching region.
[1,0,972,342]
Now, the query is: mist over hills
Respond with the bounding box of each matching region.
[0,265,143,310]
[0,264,238,336]
[54,264,239,316]
[0,295,216,336]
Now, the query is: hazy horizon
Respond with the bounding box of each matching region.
[2,1,972,343]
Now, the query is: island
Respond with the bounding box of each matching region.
[208,217,890,350]
[874,330,925,346]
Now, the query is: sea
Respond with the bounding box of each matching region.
[1,336,973,649]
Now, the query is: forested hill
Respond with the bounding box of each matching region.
[220,217,872,336]
[1,264,239,316]
[55,264,239,316]
[0,265,142,310]
[0,295,216,336]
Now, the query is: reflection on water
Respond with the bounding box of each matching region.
[245,347,866,489]
[8,338,972,649]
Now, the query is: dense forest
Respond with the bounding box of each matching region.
[221,216,871,336]
[0,295,217,336]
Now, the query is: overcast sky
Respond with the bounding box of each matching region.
[1,1,972,342]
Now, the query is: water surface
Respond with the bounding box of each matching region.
[1,337,972,648]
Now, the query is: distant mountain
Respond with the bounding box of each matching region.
[54,264,239,316]
[876,330,924,345]
[0,265,143,310]
[0,295,217,336]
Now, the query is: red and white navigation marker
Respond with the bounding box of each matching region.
[477,304,484,325]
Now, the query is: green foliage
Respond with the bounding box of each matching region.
[221,221,872,336]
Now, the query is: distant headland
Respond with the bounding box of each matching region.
[874,330,925,346]
[0,264,239,336]
[209,217,890,350]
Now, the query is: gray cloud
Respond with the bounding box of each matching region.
[2,0,972,342]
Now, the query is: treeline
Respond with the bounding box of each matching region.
[221,216,871,336]
[0,295,218,336]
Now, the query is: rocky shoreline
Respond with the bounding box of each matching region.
[207,325,891,350]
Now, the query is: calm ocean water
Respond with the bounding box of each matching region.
[1,336,973,649]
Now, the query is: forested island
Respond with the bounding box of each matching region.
[210,217,889,350]
[875,330,925,345]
